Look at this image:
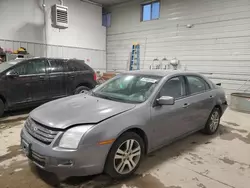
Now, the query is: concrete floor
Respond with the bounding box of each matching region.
[0,109,249,188]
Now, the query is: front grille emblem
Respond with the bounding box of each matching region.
[25,118,59,144]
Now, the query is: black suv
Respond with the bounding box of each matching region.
[0,58,97,117]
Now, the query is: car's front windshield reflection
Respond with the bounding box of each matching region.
[92,74,162,103]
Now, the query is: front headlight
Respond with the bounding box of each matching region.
[59,126,92,149]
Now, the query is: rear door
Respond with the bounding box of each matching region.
[184,75,215,131]
[47,59,67,99]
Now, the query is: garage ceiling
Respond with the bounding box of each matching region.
[90,0,131,6]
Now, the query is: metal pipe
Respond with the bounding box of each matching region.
[59,0,64,5]
[42,0,47,57]
[80,0,102,7]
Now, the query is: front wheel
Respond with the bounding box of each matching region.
[104,132,145,179]
[202,107,221,135]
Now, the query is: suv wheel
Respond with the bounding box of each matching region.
[104,132,144,179]
[74,86,90,95]
[202,107,221,135]
[0,99,4,117]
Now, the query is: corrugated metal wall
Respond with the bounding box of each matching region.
[107,0,250,95]
[0,39,106,71]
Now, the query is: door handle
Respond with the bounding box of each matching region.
[210,95,214,98]
[183,103,189,108]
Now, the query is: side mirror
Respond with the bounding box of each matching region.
[6,71,19,78]
[156,96,175,105]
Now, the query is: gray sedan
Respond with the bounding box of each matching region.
[20,70,227,180]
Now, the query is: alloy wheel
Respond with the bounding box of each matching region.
[113,139,141,174]
[210,111,220,132]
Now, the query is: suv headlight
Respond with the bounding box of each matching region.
[59,126,92,149]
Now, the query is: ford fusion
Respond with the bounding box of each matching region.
[21,70,227,180]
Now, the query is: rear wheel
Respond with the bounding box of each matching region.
[202,107,221,135]
[104,132,145,179]
[74,86,90,95]
[0,99,4,117]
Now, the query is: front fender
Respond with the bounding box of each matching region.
[82,104,151,147]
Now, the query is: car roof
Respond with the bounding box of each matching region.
[123,70,203,77]
[17,57,80,60]
[13,57,86,62]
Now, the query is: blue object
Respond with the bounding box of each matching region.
[152,2,160,19]
[142,2,160,21]
[130,44,140,71]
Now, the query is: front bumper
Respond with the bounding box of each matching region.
[20,127,110,179]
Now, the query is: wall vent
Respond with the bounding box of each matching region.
[51,4,69,29]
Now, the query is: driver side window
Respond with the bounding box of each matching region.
[160,76,185,99]
[12,59,46,75]
[13,63,26,75]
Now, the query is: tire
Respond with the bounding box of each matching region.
[0,99,4,117]
[104,132,145,179]
[202,107,221,135]
[74,86,90,95]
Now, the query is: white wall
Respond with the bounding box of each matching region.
[107,0,250,95]
[0,0,106,71]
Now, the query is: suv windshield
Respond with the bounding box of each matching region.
[0,59,23,72]
[93,74,161,103]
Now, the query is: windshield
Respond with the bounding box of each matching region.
[93,74,161,103]
[0,59,23,72]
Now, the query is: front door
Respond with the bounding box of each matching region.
[150,76,193,149]
[6,59,49,107]
[6,62,31,107]
[24,58,50,103]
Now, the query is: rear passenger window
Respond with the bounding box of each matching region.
[49,59,64,73]
[186,76,208,94]
[67,61,86,72]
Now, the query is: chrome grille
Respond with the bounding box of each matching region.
[25,118,59,145]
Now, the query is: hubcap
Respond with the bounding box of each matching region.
[114,139,141,174]
[210,111,220,132]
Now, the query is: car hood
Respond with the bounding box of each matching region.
[30,94,136,129]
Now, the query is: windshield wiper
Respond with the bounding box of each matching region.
[92,92,141,104]
[92,92,125,102]
[92,92,113,100]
